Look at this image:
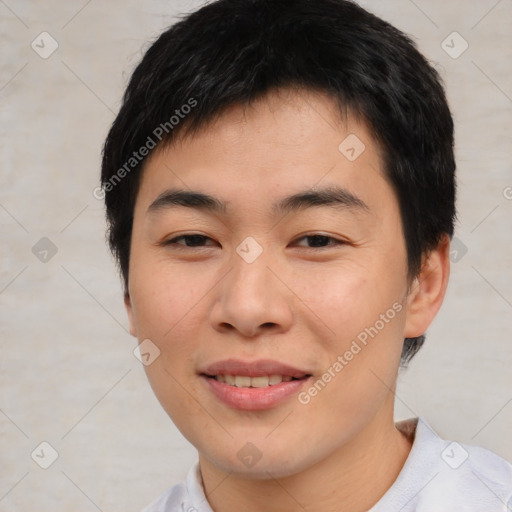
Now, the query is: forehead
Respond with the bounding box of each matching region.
[136,87,391,215]
[166,87,377,161]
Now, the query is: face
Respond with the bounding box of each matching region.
[125,88,425,478]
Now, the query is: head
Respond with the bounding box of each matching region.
[101,0,455,478]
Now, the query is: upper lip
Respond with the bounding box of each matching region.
[200,359,310,378]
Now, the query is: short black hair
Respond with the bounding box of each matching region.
[101,0,456,364]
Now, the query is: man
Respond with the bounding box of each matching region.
[101,1,512,510]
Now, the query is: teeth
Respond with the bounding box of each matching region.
[251,376,269,388]
[269,374,282,385]
[213,374,297,388]
[235,376,251,387]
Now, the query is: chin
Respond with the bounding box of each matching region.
[200,438,322,480]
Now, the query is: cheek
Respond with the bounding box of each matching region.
[290,257,408,411]
[295,278,406,438]
[129,255,206,340]
[128,260,210,430]
[290,258,406,347]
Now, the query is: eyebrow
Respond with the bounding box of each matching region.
[147,186,369,216]
[274,186,368,215]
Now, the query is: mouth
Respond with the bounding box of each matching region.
[204,374,307,388]
[199,359,312,410]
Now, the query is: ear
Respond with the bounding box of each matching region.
[404,234,451,338]
[124,292,138,337]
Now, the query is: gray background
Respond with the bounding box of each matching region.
[1,0,511,510]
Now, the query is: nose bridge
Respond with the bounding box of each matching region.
[210,243,293,336]
[231,249,272,301]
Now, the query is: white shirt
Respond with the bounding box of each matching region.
[142,417,512,512]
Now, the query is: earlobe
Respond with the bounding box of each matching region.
[404,234,451,339]
[124,292,138,337]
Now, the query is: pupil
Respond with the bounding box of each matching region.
[308,235,329,247]
[186,235,206,246]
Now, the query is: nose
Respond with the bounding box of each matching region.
[209,253,294,338]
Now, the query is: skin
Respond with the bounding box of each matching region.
[125,87,450,512]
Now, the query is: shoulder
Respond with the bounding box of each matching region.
[459,441,512,498]
[426,419,512,494]
[422,436,512,511]
[140,463,211,512]
[141,480,188,512]
[416,418,512,510]
[372,417,512,512]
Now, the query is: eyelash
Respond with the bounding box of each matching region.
[163,233,345,250]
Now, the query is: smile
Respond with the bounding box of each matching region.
[212,374,298,387]
[199,359,312,410]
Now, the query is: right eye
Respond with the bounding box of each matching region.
[163,234,219,248]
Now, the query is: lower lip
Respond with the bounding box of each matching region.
[202,376,311,411]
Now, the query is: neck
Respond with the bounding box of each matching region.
[199,399,413,512]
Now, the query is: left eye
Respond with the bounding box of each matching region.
[292,235,344,248]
